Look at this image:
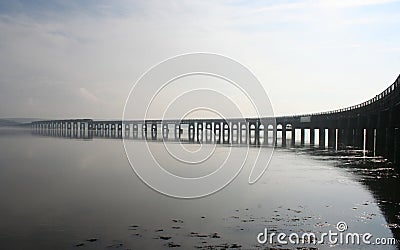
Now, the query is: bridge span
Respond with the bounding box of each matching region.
[32,74,400,163]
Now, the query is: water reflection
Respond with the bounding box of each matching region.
[0,128,398,249]
[31,127,400,245]
[305,148,400,245]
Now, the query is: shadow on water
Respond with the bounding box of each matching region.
[30,128,400,247]
[302,147,400,245]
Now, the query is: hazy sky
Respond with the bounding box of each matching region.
[0,0,399,119]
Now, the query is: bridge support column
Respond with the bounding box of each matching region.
[300,128,305,146]
[132,124,138,138]
[281,126,286,147]
[337,128,346,149]
[328,128,336,148]
[263,125,268,145]
[272,126,277,146]
[223,122,230,144]
[188,123,195,142]
[375,128,386,156]
[319,128,325,148]
[344,128,352,148]
[162,124,169,140]
[197,122,203,142]
[386,127,395,160]
[205,122,212,143]
[214,122,221,144]
[232,123,239,144]
[310,128,315,146]
[142,124,147,139]
[394,128,400,164]
[354,128,364,149]
[366,128,374,152]
[174,124,181,140]
[291,128,296,146]
[240,122,247,144]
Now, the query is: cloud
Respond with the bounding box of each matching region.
[319,0,399,8]
[0,0,399,118]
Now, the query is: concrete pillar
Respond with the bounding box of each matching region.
[205,122,212,143]
[263,125,269,145]
[354,128,364,149]
[188,123,194,142]
[386,127,395,160]
[328,128,336,148]
[366,128,375,152]
[291,128,296,146]
[319,128,325,148]
[162,124,169,139]
[240,122,247,144]
[310,128,315,146]
[151,123,157,140]
[214,122,221,143]
[282,125,287,147]
[197,122,203,142]
[232,123,239,144]
[142,124,147,139]
[174,124,180,140]
[375,128,386,156]
[337,128,345,149]
[223,122,230,144]
[300,128,305,146]
[394,128,400,164]
[132,124,138,138]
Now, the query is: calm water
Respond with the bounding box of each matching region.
[0,128,399,249]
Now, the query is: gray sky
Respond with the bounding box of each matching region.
[0,0,399,119]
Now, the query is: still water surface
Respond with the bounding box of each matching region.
[0,128,399,249]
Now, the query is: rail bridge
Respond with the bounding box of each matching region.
[32,74,400,163]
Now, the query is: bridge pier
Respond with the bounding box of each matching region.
[174,124,181,140]
[232,122,239,144]
[197,122,203,142]
[319,128,325,148]
[291,128,296,146]
[214,122,221,144]
[337,128,346,149]
[142,124,147,139]
[281,125,287,147]
[133,124,138,138]
[151,123,157,140]
[365,128,375,152]
[222,122,230,144]
[386,127,395,160]
[394,128,400,163]
[205,122,212,143]
[328,128,336,148]
[162,124,169,139]
[188,123,194,142]
[375,128,386,156]
[240,122,247,144]
[300,128,305,146]
[353,128,364,149]
[310,128,315,146]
